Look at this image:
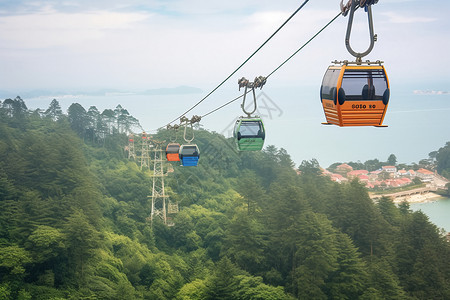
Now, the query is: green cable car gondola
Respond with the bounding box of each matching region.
[233,76,267,151]
[233,117,265,151]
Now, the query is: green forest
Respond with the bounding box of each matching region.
[1,97,450,299]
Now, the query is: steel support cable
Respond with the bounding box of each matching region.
[200,11,342,119]
[266,11,342,79]
[201,93,245,119]
[160,0,311,129]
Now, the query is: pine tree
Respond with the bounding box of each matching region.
[68,103,88,137]
[205,257,240,300]
[223,211,267,274]
[44,99,63,121]
[64,209,100,285]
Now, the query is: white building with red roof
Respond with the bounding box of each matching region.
[369,170,382,180]
[397,169,408,176]
[330,173,347,183]
[358,174,370,181]
[382,166,397,173]
[347,170,369,178]
[399,177,412,184]
[416,168,434,182]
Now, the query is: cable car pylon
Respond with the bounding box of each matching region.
[147,139,178,227]
[126,134,136,160]
[140,132,152,169]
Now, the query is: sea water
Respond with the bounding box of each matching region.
[410,197,450,232]
[23,86,450,169]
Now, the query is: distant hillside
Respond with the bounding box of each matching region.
[0,86,202,99]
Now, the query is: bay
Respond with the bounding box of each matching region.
[410,197,450,232]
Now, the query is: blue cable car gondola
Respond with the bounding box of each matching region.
[179,144,200,166]
[179,117,200,166]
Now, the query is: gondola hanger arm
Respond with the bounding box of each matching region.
[342,0,379,62]
[340,0,379,16]
[239,76,267,117]
[180,115,201,143]
[182,121,194,144]
[167,124,180,142]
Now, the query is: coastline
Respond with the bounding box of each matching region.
[391,192,444,204]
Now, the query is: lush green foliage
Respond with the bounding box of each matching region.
[436,142,450,179]
[1,99,450,299]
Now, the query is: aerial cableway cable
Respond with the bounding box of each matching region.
[200,10,342,119]
[160,0,312,130]
[201,93,245,119]
[266,11,342,80]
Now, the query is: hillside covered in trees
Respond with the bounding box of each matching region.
[1,97,450,299]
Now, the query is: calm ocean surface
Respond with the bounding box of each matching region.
[25,86,450,168]
[410,197,450,232]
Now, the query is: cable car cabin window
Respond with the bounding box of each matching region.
[239,121,263,138]
[321,68,341,100]
[341,69,388,101]
[166,144,180,153]
[180,146,198,156]
[166,145,180,153]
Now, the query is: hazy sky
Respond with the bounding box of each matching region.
[1,0,448,89]
[1,0,449,167]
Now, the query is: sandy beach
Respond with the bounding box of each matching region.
[392,192,444,204]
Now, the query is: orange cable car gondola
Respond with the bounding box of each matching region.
[320,61,389,127]
[166,143,181,162]
[165,125,181,162]
[321,0,389,127]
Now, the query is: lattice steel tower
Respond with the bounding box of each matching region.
[126,134,136,160]
[140,132,151,170]
[148,141,178,226]
[149,144,168,225]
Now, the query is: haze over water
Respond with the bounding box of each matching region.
[25,85,450,168]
